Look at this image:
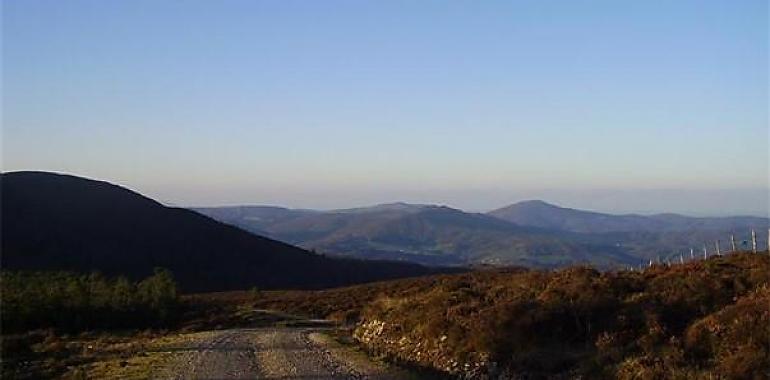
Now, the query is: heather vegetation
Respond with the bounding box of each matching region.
[1,269,178,332]
[238,253,770,379]
[358,253,769,379]
[3,253,768,379]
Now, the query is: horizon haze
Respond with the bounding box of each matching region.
[3,0,768,216]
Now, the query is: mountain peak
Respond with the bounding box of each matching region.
[490,200,567,213]
[511,200,562,209]
[334,202,433,214]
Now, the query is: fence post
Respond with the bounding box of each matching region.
[703,245,708,259]
[690,248,694,260]
[730,235,737,252]
[751,229,757,254]
[716,241,721,256]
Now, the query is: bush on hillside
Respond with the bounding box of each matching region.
[1,269,178,332]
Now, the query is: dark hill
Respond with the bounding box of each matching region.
[0,171,444,292]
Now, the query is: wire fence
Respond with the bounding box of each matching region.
[624,228,770,272]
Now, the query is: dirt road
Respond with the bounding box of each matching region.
[158,324,406,379]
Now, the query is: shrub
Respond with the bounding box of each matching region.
[1,269,179,332]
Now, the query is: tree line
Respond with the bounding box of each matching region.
[1,268,178,332]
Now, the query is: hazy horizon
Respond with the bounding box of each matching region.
[182,191,770,218]
[3,1,768,217]
[9,169,768,217]
[165,188,770,218]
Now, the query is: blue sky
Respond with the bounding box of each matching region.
[3,1,768,215]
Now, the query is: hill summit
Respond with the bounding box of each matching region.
[488,200,768,234]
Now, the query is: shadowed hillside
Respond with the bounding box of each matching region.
[1,171,449,292]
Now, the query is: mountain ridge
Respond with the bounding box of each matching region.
[195,200,768,267]
[194,201,635,267]
[488,200,768,233]
[1,171,447,292]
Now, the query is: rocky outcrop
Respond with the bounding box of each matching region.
[353,319,496,378]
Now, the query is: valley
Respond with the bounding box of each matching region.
[194,201,769,269]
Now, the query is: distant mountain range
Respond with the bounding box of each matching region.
[5,170,764,285]
[195,200,769,267]
[489,200,768,233]
[1,172,448,292]
[193,203,633,267]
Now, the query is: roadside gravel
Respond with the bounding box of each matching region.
[159,326,406,379]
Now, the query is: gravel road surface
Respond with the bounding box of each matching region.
[159,325,405,379]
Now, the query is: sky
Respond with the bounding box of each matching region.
[2,0,768,216]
